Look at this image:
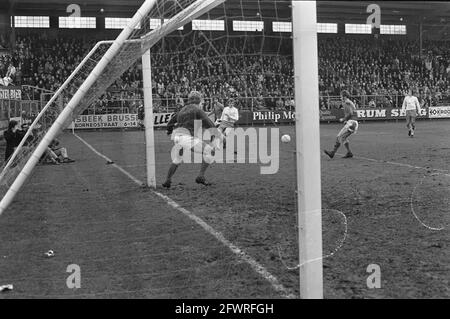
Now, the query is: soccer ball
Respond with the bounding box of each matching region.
[281,134,291,143]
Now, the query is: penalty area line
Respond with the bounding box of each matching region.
[326,152,450,176]
[73,133,297,299]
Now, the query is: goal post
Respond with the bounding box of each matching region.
[292,0,324,299]
[142,49,156,188]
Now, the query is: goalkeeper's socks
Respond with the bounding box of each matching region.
[162,180,171,189]
[324,150,335,159]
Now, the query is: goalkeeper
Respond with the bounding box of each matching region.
[324,90,358,159]
[162,91,223,189]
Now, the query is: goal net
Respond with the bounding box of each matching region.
[0,0,225,214]
[150,2,293,113]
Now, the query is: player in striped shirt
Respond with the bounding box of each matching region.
[401,88,422,137]
[324,90,359,159]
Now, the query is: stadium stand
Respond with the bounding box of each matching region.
[2,30,450,112]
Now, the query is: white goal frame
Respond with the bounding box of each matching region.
[292,0,323,299]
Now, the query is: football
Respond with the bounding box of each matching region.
[281,134,291,143]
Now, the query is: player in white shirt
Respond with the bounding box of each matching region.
[401,89,422,137]
[216,99,239,149]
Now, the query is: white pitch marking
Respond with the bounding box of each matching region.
[73,133,297,299]
[410,173,445,231]
[278,209,348,270]
[325,152,448,231]
[328,152,450,176]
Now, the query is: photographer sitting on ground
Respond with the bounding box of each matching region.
[47,139,75,164]
[39,138,75,165]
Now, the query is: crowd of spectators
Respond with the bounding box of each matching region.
[319,37,450,109]
[1,31,450,112]
[147,33,294,111]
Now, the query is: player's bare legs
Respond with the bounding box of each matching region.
[163,142,215,188]
[406,118,416,137]
[325,131,353,159]
[343,141,353,158]
[195,161,210,185]
[162,163,179,188]
[163,144,184,188]
[324,139,340,159]
[196,142,215,185]
[219,127,237,154]
[406,114,412,136]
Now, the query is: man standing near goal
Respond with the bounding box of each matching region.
[401,88,422,137]
[162,91,221,189]
[324,90,358,159]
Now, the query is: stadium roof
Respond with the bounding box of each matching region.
[2,0,450,25]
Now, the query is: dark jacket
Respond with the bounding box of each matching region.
[4,129,25,161]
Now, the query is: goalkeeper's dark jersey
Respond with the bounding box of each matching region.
[167,104,215,136]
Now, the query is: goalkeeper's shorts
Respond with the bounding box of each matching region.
[171,132,205,164]
[172,133,202,151]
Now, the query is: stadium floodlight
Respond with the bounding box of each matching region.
[292,0,324,299]
[0,0,226,215]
